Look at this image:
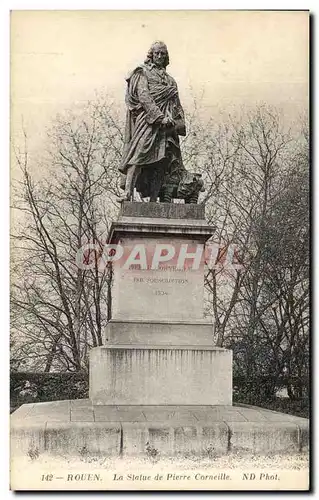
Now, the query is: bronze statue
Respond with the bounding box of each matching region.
[119,41,204,203]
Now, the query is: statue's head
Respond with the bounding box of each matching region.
[145,41,169,68]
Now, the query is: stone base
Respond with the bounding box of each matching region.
[103,319,214,345]
[11,400,309,458]
[89,345,232,405]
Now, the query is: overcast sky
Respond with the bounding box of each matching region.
[11,10,308,174]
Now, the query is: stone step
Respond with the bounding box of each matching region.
[11,401,309,458]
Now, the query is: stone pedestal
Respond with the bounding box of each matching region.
[89,345,232,405]
[89,202,232,406]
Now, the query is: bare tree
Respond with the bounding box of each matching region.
[11,99,123,372]
[197,105,309,400]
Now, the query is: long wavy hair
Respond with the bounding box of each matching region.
[144,41,169,68]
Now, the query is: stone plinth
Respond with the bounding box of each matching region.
[89,345,232,406]
[103,319,214,345]
[119,201,206,220]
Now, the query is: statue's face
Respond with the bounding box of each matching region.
[152,45,167,68]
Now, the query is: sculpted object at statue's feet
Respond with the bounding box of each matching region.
[116,192,133,203]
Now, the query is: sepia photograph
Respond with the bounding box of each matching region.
[9,9,309,491]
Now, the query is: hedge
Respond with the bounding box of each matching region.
[10,371,309,418]
[10,371,89,413]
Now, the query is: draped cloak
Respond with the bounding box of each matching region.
[120,63,186,197]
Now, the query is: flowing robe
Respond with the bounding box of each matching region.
[120,63,186,197]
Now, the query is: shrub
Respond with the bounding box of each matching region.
[10,372,89,413]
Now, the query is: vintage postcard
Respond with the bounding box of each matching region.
[10,10,309,491]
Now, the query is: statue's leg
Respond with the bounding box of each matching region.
[149,170,158,202]
[118,165,140,201]
[149,164,165,202]
[131,166,141,201]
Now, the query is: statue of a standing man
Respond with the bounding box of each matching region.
[119,41,186,202]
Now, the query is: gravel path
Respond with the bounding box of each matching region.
[12,451,309,470]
